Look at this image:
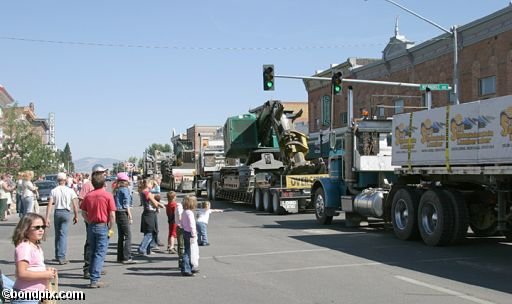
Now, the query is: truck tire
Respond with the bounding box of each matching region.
[418,190,455,246]
[272,192,285,215]
[254,189,264,211]
[263,190,273,213]
[443,189,469,244]
[314,187,333,225]
[211,183,217,201]
[207,180,213,200]
[391,187,420,241]
[468,206,498,237]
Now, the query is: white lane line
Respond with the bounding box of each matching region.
[203,248,330,260]
[231,262,383,276]
[395,275,496,304]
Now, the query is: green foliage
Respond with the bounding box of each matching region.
[146,143,171,155]
[0,106,60,177]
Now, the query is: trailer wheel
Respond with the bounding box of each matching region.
[254,189,264,211]
[468,202,498,237]
[263,190,273,213]
[443,189,469,244]
[211,183,217,201]
[418,190,455,246]
[391,187,420,241]
[206,180,213,200]
[314,187,332,225]
[272,192,285,215]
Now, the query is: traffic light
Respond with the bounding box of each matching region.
[263,64,274,91]
[332,72,342,95]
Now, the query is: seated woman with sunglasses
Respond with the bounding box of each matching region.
[11,213,57,304]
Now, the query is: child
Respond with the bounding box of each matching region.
[165,191,178,254]
[11,213,57,304]
[196,201,223,246]
[180,195,198,276]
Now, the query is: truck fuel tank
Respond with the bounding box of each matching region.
[353,188,387,218]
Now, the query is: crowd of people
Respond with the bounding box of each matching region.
[1,164,223,302]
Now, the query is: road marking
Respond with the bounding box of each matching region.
[231,262,383,276]
[394,275,495,304]
[301,229,366,235]
[204,248,330,259]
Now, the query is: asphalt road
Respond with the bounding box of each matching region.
[1,190,511,304]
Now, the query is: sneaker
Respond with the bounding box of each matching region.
[58,259,69,265]
[83,273,90,279]
[181,272,194,277]
[169,248,177,254]
[88,281,107,288]
[191,268,200,274]
[203,243,210,246]
[122,259,137,265]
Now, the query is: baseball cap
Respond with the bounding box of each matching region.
[91,164,107,173]
[116,172,129,181]
[57,172,67,180]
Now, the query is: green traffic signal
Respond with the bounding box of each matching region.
[332,72,342,95]
[263,64,275,91]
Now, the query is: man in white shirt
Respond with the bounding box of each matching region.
[45,172,79,265]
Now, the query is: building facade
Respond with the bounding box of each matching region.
[304,5,512,156]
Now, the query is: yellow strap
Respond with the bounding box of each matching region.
[445,104,451,172]
[407,112,413,172]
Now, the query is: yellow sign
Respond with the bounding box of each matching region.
[285,174,328,189]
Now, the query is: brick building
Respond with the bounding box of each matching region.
[304,5,512,156]
[0,86,50,145]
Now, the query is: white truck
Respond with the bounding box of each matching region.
[312,92,512,246]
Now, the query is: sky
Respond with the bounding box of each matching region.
[0,0,509,161]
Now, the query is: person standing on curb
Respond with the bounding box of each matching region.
[113,172,136,264]
[45,172,79,265]
[80,172,116,288]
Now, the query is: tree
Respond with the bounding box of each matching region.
[0,106,59,177]
[146,143,171,156]
[59,143,74,172]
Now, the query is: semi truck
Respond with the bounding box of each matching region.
[211,100,327,214]
[312,90,512,246]
[160,133,196,192]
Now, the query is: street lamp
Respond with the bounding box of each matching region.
[375,0,460,104]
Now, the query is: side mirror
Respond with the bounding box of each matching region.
[329,131,336,150]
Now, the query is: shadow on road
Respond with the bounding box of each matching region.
[261,218,512,294]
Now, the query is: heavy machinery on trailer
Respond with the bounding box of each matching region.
[142,150,172,179]
[211,100,327,214]
[312,90,512,246]
[195,137,225,198]
[160,133,195,192]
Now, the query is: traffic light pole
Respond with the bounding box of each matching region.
[275,74,441,89]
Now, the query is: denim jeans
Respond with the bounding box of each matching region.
[21,196,34,216]
[116,211,132,261]
[139,233,153,254]
[87,223,108,283]
[54,209,71,261]
[0,198,7,220]
[177,226,184,268]
[181,230,193,274]
[196,222,208,244]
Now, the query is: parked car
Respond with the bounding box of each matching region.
[44,174,59,182]
[34,180,58,205]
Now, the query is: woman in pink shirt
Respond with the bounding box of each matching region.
[12,213,57,304]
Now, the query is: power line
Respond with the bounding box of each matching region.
[0,36,450,51]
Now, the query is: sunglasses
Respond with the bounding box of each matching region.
[31,225,48,230]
